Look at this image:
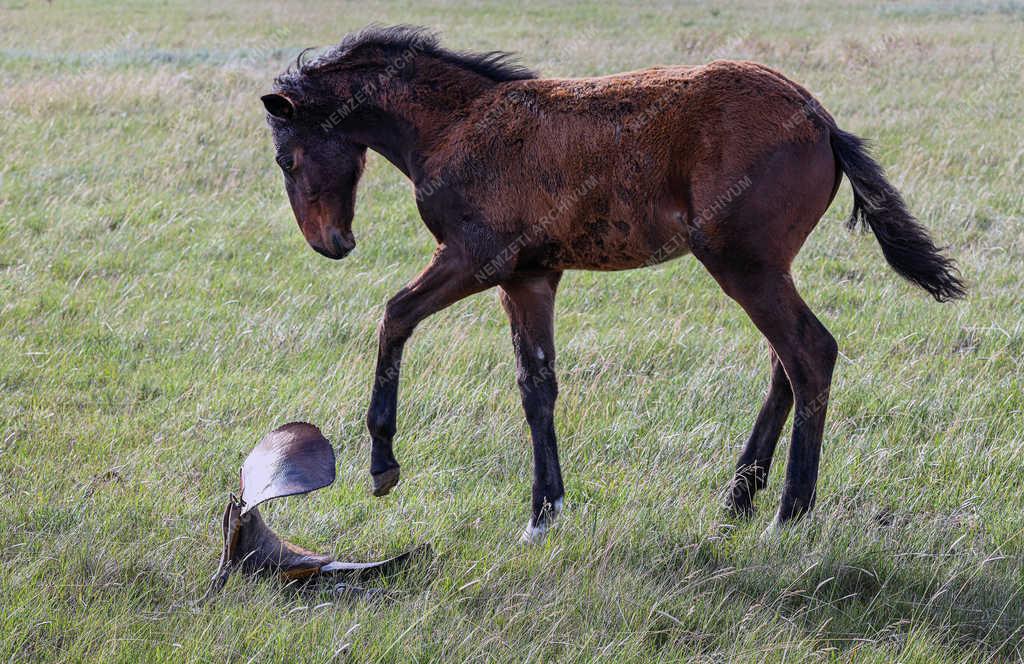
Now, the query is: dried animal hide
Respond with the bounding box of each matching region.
[205,422,419,599]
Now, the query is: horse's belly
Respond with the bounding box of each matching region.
[554,239,691,271]
[548,203,693,271]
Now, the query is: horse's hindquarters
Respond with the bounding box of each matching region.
[687,135,838,274]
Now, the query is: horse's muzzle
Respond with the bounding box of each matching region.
[311,230,355,260]
[311,242,352,260]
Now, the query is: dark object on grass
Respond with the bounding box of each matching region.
[205,422,419,599]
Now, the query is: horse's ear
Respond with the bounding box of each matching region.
[261,93,295,119]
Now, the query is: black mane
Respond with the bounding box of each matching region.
[274,25,536,100]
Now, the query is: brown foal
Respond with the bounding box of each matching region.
[261,26,964,541]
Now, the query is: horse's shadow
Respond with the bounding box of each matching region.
[650,521,1024,659]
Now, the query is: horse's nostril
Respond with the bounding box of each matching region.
[330,233,353,258]
[326,229,354,257]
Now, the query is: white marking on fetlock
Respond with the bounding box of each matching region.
[519,521,546,544]
[519,497,563,544]
[760,519,780,542]
[760,507,784,542]
[761,507,816,541]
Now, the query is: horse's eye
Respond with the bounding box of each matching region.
[276,154,295,172]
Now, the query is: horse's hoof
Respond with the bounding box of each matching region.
[519,498,563,545]
[724,473,762,518]
[371,466,400,497]
[761,509,813,541]
[723,493,756,518]
[759,519,781,542]
[519,521,548,545]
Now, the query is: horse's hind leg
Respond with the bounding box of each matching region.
[694,135,838,523]
[725,349,793,515]
[711,269,837,524]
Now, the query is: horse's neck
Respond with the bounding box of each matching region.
[351,115,418,179]
[350,64,495,181]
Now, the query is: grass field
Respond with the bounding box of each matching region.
[1,0,1023,661]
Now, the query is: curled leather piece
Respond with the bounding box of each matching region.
[205,422,419,599]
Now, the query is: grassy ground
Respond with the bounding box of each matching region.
[1,0,1022,661]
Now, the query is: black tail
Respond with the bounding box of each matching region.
[830,127,965,302]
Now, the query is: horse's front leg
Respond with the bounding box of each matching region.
[498,272,564,543]
[367,244,488,496]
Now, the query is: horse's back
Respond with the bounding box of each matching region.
[439,60,835,273]
[530,60,827,133]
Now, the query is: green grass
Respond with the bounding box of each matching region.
[1,0,1022,661]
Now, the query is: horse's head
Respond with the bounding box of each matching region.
[261,92,367,260]
[262,26,535,258]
